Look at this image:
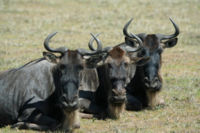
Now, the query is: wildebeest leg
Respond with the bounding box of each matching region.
[126,93,143,111]
[80,112,94,119]
[79,98,106,118]
[11,122,50,131]
[12,116,60,131]
[14,109,60,131]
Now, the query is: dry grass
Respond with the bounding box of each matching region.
[0,0,200,132]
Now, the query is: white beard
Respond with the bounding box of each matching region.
[62,109,80,132]
[108,103,125,119]
[146,91,159,108]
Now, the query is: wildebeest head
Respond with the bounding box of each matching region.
[104,46,131,105]
[43,32,104,112]
[89,32,147,106]
[124,18,179,92]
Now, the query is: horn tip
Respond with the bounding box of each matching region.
[169,17,179,33]
[90,33,101,38]
[169,17,176,25]
[129,18,134,23]
[90,33,96,38]
[50,32,58,37]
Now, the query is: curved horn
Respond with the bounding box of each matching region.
[124,33,143,53]
[44,32,68,54]
[130,33,143,48]
[123,18,143,52]
[123,18,134,38]
[136,33,146,41]
[89,33,103,51]
[88,33,101,51]
[157,18,180,40]
[78,33,103,56]
[88,33,112,52]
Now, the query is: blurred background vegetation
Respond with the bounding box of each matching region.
[0,0,199,132]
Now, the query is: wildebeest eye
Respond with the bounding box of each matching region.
[108,63,112,68]
[138,49,146,57]
[155,63,159,69]
[77,65,83,70]
[124,62,129,68]
[111,77,117,83]
[157,48,163,54]
[59,64,66,70]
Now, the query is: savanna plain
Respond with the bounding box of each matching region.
[0,0,199,132]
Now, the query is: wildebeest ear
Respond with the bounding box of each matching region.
[130,56,150,66]
[43,52,59,63]
[125,37,136,47]
[84,54,105,68]
[163,38,178,48]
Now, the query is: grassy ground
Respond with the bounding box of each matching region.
[0,0,200,132]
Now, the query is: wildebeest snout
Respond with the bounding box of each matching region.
[144,77,162,91]
[110,89,126,104]
[112,89,126,96]
[60,94,79,111]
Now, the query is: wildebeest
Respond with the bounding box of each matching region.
[125,18,180,110]
[79,21,149,119]
[0,32,105,132]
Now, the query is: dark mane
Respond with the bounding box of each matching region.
[9,57,45,72]
[109,47,125,59]
[144,34,159,51]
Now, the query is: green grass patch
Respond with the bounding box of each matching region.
[0,0,200,132]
